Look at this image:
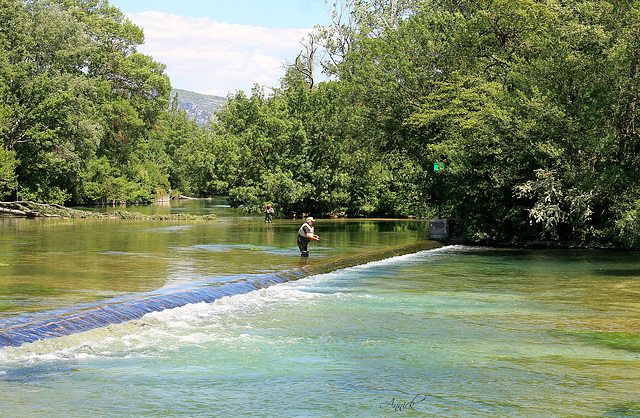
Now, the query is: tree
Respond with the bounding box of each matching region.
[0,147,16,197]
[0,0,171,203]
[316,0,640,245]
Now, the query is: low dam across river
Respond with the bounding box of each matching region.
[0,241,443,348]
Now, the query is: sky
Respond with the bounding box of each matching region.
[107,1,333,96]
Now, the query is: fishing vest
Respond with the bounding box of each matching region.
[298,222,313,238]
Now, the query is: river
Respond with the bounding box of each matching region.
[0,199,639,416]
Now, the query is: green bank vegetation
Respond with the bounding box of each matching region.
[2,0,640,247]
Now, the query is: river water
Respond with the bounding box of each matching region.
[0,199,639,416]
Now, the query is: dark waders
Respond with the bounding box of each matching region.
[297,235,310,257]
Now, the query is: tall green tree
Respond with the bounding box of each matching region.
[0,0,171,203]
[316,0,640,245]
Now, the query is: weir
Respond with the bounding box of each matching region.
[0,241,443,348]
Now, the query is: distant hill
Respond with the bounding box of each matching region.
[171,89,227,125]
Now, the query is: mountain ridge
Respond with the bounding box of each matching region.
[171,89,227,125]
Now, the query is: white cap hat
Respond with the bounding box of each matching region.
[306,217,315,222]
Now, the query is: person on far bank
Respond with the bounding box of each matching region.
[297,217,319,257]
[264,204,274,223]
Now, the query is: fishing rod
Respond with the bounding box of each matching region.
[320,237,381,246]
[317,237,400,255]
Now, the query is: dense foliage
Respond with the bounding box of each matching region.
[218,0,640,247]
[2,0,640,247]
[0,0,171,204]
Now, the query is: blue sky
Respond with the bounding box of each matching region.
[107,0,333,95]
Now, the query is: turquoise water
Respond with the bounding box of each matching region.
[1,243,639,416]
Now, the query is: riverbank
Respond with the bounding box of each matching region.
[0,201,216,220]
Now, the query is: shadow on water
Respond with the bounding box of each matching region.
[0,241,443,348]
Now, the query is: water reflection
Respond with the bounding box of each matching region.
[0,199,428,316]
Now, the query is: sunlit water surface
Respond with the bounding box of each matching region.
[1,200,639,417]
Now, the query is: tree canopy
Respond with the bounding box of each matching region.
[2,0,640,248]
[0,0,170,203]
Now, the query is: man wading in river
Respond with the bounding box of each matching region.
[297,217,319,257]
[264,204,274,223]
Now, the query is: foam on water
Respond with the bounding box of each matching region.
[0,247,461,364]
[0,246,447,363]
[2,245,640,417]
[0,275,349,363]
[0,241,442,348]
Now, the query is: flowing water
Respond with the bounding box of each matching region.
[1,199,639,417]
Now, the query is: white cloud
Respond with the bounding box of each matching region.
[127,11,311,96]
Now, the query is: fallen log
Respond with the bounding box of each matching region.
[0,207,29,217]
[0,201,216,220]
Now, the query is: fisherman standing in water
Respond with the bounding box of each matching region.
[264,204,274,223]
[297,216,319,257]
